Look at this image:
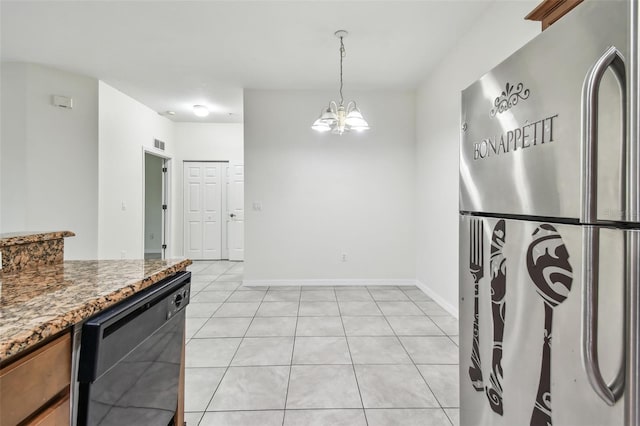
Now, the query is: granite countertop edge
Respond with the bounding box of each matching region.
[0,230,76,247]
[0,258,192,364]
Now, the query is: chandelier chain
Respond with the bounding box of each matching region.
[339,36,346,105]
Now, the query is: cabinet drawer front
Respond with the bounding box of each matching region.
[26,395,70,426]
[0,333,71,426]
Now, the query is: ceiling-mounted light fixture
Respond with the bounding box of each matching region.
[312,30,370,135]
[193,104,210,117]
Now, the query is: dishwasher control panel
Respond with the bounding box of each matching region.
[167,283,190,319]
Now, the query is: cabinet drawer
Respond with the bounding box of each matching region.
[26,395,69,426]
[0,333,71,426]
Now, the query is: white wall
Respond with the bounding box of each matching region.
[415,1,540,315]
[1,64,27,233]
[98,82,174,259]
[0,63,99,259]
[244,90,416,283]
[174,123,243,163]
[173,122,244,256]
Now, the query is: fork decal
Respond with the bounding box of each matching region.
[468,219,484,391]
[486,220,506,415]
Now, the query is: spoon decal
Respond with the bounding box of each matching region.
[526,224,573,426]
[486,220,506,415]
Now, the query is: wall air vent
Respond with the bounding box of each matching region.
[154,139,166,151]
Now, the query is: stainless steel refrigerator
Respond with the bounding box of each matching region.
[459,1,640,425]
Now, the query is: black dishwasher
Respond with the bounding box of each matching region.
[77,271,190,426]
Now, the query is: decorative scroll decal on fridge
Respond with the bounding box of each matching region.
[489,82,530,117]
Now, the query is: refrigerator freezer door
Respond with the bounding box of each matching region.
[460,1,628,222]
[459,215,626,426]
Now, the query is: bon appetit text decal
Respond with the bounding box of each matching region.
[473,114,558,160]
[470,81,558,160]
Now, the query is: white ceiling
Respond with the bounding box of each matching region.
[1,1,495,123]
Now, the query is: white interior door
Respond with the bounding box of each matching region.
[202,164,222,259]
[227,163,244,261]
[184,162,222,260]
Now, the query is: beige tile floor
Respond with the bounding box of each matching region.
[184,261,460,426]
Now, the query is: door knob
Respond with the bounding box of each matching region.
[230,213,236,218]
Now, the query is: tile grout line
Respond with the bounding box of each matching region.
[338,287,370,426]
[366,286,455,419]
[199,272,267,417]
[399,287,460,346]
[185,261,237,424]
[401,287,460,340]
[185,279,222,344]
[281,285,303,426]
[187,280,237,343]
[442,407,457,426]
[398,289,459,425]
[194,407,452,412]
[187,273,459,424]
[187,361,457,368]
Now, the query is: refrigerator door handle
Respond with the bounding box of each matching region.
[580,45,627,406]
[580,45,626,224]
[582,226,625,406]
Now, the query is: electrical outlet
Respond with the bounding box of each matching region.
[341,253,347,262]
[120,251,126,259]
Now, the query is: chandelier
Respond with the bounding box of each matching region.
[312,30,370,135]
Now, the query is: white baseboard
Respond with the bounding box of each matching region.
[242,278,417,287]
[415,279,459,319]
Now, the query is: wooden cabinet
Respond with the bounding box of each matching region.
[26,396,70,426]
[525,0,584,30]
[0,333,71,426]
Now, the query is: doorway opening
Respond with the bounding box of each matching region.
[183,161,244,261]
[144,152,169,259]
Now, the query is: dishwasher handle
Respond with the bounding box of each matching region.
[78,271,191,383]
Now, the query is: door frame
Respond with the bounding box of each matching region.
[142,147,172,259]
[182,160,229,259]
